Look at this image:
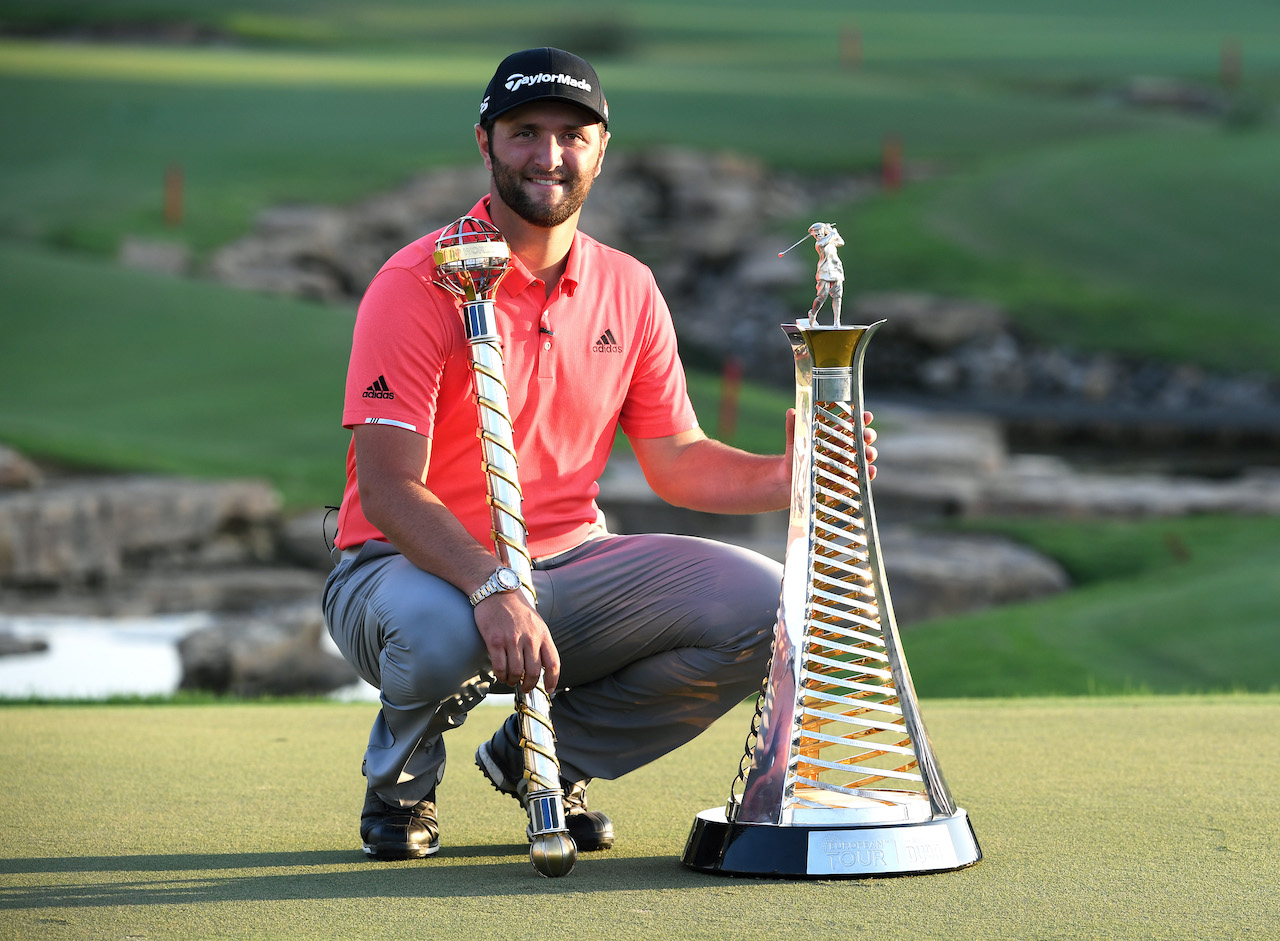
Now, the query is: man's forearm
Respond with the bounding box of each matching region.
[643,436,790,515]
[352,424,501,596]
[361,475,503,598]
[360,466,562,692]
[631,411,873,516]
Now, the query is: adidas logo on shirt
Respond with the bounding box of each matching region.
[593,329,622,354]
[363,375,395,400]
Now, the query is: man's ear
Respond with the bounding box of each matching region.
[475,124,493,172]
[593,128,610,179]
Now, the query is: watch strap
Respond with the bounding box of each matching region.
[468,566,520,607]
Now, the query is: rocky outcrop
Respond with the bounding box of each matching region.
[856,292,1280,422]
[0,476,280,588]
[6,386,1280,689]
[204,152,1280,431]
[207,151,865,310]
[0,473,330,616]
[0,464,340,693]
[867,407,1280,521]
[0,445,41,490]
[878,528,1069,624]
[177,600,355,697]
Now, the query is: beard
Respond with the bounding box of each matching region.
[489,145,598,229]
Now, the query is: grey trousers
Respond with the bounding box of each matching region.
[322,532,781,808]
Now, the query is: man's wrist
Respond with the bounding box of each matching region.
[468,565,522,606]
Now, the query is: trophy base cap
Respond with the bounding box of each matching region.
[682,806,981,879]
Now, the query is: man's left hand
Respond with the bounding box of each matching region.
[784,408,877,480]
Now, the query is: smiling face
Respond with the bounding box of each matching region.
[478,100,609,229]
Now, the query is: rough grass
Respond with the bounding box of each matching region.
[1,696,1277,939]
[901,514,1280,697]
[0,39,1168,253]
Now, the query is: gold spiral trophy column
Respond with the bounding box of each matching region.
[682,223,981,878]
[434,216,577,878]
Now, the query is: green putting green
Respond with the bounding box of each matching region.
[1,695,1275,939]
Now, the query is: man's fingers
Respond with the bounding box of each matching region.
[514,640,560,694]
[517,647,540,693]
[863,410,878,480]
[489,649,509,684]
[540,644,561,695]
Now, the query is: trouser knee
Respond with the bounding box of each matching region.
[379,596,489,706]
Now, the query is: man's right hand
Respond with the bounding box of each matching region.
[354,422,562,694]
[472,589,561,694]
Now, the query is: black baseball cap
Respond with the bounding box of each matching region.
[479,47,609,128]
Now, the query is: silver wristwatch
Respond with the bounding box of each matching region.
[468,565,521,606]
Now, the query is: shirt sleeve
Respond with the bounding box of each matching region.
[341,266,460,438]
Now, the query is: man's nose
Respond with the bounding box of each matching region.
[532,136,563,170]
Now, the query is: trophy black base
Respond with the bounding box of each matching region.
[682,807,981,879]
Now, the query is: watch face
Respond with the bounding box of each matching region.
[496,567,521,590]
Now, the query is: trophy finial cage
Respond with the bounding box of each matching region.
[433,215,512,301]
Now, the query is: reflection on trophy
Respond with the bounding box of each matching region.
[434,216,577,878]
[683,224,981,878]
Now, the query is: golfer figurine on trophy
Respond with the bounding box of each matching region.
[683,222,981,878]
[778,222,845,326]
[807,222,844,326]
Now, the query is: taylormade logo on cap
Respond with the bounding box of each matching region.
[480,47,609,126]
[504,72,593,94]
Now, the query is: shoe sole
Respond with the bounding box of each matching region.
[362,841,440,860]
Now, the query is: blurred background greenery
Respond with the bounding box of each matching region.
[1,0,1277,695]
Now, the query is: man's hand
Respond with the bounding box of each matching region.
[353,422,562,693]
[784,408,878,480]
[472,589,561,694]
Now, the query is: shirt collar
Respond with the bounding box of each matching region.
[466,196,581,299]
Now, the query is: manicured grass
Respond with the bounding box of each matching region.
[842,128,1280,374]
[1,696,1276,939]
[0,242,791,504]
[0,243,353,507]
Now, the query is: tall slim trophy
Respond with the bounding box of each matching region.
[434,216,577,878]
[682,224,981,877]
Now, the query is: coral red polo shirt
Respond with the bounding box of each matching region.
[335,197,699,558]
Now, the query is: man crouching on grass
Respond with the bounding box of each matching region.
[322,46,877,860]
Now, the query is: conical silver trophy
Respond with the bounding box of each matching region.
[434,216,577,878]
[682,224,981,877]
